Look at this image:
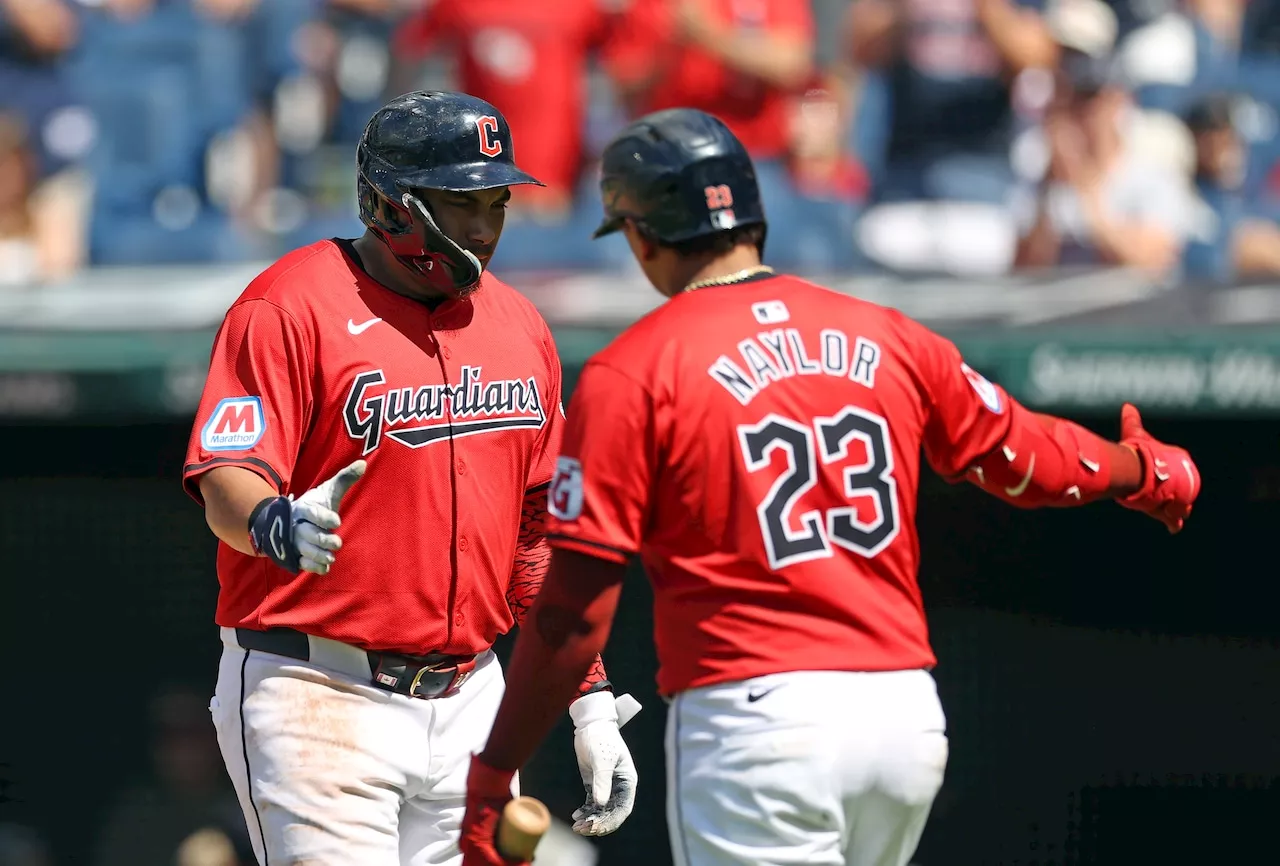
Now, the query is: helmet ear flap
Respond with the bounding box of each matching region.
[358,175,412,237]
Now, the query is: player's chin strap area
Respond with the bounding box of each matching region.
[401,192,483,292]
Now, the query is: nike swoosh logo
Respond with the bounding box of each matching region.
[1153,458,1170,482]
[347,317,382,335]
[747,686,779,703]
[1005,453,1035,497]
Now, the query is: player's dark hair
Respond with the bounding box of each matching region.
[657,224,766,258]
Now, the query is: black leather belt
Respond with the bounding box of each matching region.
[235,627,478,700]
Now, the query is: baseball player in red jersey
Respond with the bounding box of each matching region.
[459,108,1201,866]
[182,91,639,866]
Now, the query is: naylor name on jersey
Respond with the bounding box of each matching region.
[344,365,546,455]
[708,327,883,406]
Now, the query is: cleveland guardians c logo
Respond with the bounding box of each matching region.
[477,116,502,158]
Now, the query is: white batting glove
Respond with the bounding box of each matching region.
[568,691,640,836]
[249,460,366,575]
[291,460,366,574]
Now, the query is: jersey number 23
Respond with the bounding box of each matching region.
[737,407,901,570]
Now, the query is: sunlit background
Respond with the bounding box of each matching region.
[0,1,1278,865]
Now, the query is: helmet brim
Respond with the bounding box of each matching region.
[396,161,545,192]
[591,214,625,239]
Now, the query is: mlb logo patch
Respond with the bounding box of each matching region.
[201,396,266,451]
[710,209,737,230]
[752,300,790,324]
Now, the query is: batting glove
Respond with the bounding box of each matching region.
[248,460,367,574]
[460,756,525,866]
[568,691,638,836]
[1116,403,1201,534]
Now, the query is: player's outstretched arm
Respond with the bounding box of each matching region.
[963,400,1200,533]
[914,321,1200,534]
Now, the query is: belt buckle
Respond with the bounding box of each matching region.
[408,656,477,699]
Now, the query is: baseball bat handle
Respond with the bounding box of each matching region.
[497,796,551,862]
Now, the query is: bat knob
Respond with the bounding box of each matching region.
[497,795,551,861]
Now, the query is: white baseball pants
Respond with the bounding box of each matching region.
[209,628,513,866]
[666,669,948,866]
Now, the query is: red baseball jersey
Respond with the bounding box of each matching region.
[183,240,564,656]
[602,0,814,159]
[546,273,1012,695]
[394,0,616,199]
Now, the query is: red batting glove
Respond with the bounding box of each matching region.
[1115,403,1201,534]
[460,755,526,866]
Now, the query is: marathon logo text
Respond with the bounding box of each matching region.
[201,396,266,451]
[344,366,545,454]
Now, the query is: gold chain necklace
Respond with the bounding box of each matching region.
[683,265,775,293]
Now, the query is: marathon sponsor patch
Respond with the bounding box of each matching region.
[549,456,584,521]
[201,396,266,451]
[961,363,1003,413]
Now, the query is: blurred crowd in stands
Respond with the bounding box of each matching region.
[0,0,1277,289]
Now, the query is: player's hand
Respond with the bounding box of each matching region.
[1115,403,1200,533]
[568,691,638,836]
[292,460,366,573]
[460,755,527,866]
[248,460,367,574]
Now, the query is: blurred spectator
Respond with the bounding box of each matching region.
[786,81,870,201]
[0,0,93,283]
[91,686,250,866]
[595,0,819,268]
[0,823,52,866]
[846,0,1059,197]
[602,0,815,163]
[1014,44,1199,275]
[394,0,623,222]
[1244,0,1280,55]
[1183,93,1280,280]
[1116,0,1247,113]
[847,0,1059,275]
[0,114,45,285]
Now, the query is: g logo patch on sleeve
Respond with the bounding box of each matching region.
[201,396,266,451]
[549,455,584,521]
[961,363,1004,414]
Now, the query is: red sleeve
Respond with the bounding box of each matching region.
[583,0,619,47]
[600,0,668,89]
[770,0,815,36]
[182,299,313,505]
[546,361,656,564]
[392,0,453,60]
[916,326,1014,479]
[527,320,566,492]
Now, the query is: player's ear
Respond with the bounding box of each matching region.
[624,218,659,262]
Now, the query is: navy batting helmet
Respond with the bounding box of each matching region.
[592,108,766,251]
[357,90,543,294]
